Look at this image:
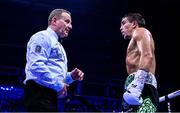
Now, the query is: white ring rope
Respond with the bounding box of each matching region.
[159,90,180,102]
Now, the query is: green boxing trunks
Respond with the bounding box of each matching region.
[122,72,159,112]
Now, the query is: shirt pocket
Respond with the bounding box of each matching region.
[49,45,65,62]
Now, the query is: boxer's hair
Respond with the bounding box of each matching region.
[122,13,146,27]
[48,9,71,25]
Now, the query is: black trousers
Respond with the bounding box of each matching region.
[24,80,58,112]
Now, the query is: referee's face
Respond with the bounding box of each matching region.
[56,12,72,38]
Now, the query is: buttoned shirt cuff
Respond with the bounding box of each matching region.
[65,72,75,84]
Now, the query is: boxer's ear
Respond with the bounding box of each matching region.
[132,21,138,28]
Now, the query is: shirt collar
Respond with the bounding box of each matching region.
[46,27,59,41]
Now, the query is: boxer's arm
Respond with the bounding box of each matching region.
[134,29,153,71]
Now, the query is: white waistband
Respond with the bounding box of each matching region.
[129,72,157,88]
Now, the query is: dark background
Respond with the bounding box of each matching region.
[0,0,179,112]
